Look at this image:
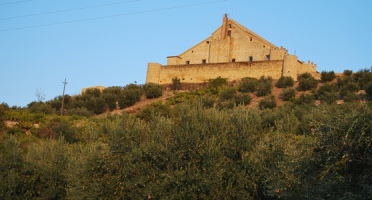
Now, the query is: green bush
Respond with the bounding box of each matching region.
[28,101,56,115]
[339,82,359,97]
[219,87,236,100]
[170,77,182,90]
[276,76,294,88]
[67,107,92,117]
[135,101,172,122]
[103,86,123,96]
[207,77,228,94]
[144,83,163,99]
[342,92,360,102]
[202,95,215,108]
[280,88,296,101]
[216,100,235,110]
[101,93,117,111]
[259,95,277,109]
[83,88,102,97]
[234,93,252,106]
[316,83,338,104]
[238,77,258,93]
[208,77,228,89]
[121,86,142,107]
[294,93,315,105]
[320,70,336,82]
[343,69,353,76]
[353,68,372,89]
[298,73,318,91]
[256,76,273,97]
[364,81,372,99]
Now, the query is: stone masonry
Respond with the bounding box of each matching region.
[146,14,318,84]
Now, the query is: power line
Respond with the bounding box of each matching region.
[0,0,227,32]
[0,0,139,20]
[0,0,31,6]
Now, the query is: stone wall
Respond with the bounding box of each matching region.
[148,60,284,84]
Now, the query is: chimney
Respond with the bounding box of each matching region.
[221,14,228,39]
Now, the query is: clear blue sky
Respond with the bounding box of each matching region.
[1,0,371,107]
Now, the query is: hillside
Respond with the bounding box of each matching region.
[0,70,372,199]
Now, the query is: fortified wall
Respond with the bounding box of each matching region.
[146,14,318,84]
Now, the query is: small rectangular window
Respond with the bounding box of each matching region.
[202,59,206,64]
[249,56,253,62]
[186,61,190,64]
[232,58,236,62]
[250,37,252,41]
[266,55,270,61]
[227,30,231,36]
[206,41,210,44]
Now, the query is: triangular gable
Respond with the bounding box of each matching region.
[173,18,278,58]
[229,19,277,48]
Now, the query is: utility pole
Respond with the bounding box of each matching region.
[61,78,68,116]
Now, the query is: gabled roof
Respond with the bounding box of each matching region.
[173,16,279,57]
[229,19,278,49]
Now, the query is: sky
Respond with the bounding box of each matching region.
[1,0,371,107]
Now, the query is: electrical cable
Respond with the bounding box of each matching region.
[0,0,138,20]
[0,0,31,6]
[0,0,227,32]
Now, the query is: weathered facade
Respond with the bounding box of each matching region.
[146,14,317,84]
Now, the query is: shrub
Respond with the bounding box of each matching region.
[216,100,235,110]
[342,92,360,102]
[83,88,102,97]
[202,95,215,108]
[336,76,353,89]
[144,83,163,99]
[316,83,338,104]
[339,82,359,97]
[28,101,56,115]
[92,97,107,114]
[238,77,258,93]
[280,88,296,101]
[364,81,372,99]
[136,101,172,122]
[219,87,236,100]
[234,93,252,106]
[259,95,277,109]
[276,76,294,88]
[122,88,142,107]
[103,86,123,96]
[67,107,92,117]
[353,68,372,89]
[294,93,315,105]
[321,70,336,82]
[298,72,318,91]
[256,76,273,97]
[101,93,117,111]
[208,77,228,89]
[170,77,182,90]
[343,70,353,76]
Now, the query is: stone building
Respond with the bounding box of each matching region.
[146,14,317,84]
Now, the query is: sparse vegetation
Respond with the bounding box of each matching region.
[298,72,318,91]
[170,77,182,90]
[144,83,163,99]
[238,77,258,93]
[276,76,294,88]
[280,88,296,101]
[256,76,273,97]
[320,70,336,82]
[259,95,277,109]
